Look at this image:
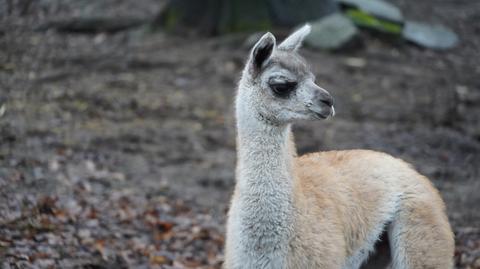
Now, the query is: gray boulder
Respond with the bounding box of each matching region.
[305,13,358,50]
[402,21,459,49]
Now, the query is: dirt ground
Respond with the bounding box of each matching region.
[1,0,479,268]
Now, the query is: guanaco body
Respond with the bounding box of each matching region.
[225,25,454,269]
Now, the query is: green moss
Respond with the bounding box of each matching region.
[226,20,271,33]
[345,9,402,34]
[164,9,180,31]
[218,0,271,34]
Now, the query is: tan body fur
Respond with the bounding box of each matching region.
[224,25,454,269]
[289,150,453,268]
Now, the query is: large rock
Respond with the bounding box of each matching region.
[35,0,164,33]
[305,13,358,50]
[37,15,148,33]
[402,21,459,50]
[336,0,403,23]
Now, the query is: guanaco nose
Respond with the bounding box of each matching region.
[313,84,334,107]
[318,92,334,107]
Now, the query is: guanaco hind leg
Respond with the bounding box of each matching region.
[388,202,454,269]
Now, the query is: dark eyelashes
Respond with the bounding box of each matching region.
[269,81,297,97]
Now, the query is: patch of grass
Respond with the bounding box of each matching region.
[345,9,402,34]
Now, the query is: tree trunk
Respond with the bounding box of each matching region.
[269,0,338,27]
[155,0,338,35]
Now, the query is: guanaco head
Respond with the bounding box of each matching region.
[238,24,334,126]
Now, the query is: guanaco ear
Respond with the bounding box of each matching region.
[278,24,311,51]
[251,32,276,70]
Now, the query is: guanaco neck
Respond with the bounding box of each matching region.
[232,84,297,253]
[235,85,297,193]
[235,116,296,191]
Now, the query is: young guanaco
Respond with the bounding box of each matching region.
[225,25,454,269]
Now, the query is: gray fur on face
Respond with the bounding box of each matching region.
[240,25,334,126]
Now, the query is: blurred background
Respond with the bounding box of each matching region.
[1,0,479,268]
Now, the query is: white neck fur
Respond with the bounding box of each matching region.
[227,81,296,268]
[235,79,295,187]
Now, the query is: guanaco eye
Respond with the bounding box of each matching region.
[269,81,297,97]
